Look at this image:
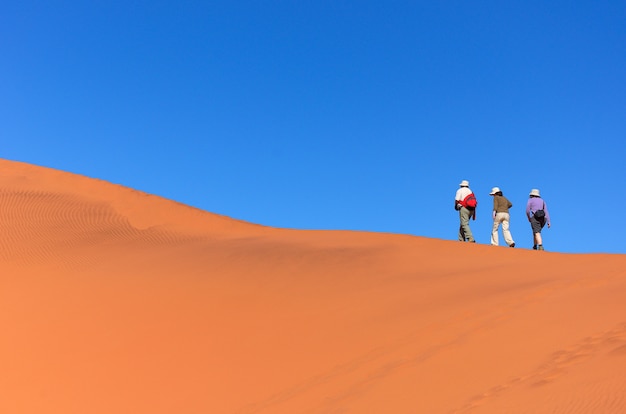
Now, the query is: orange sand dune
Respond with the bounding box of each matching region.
[1,159,625,414]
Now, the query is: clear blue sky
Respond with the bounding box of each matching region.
[2,1,625,253]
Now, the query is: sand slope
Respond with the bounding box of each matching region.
[1,159,625,414]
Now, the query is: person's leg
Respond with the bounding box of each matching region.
[458,209,466,241]
[536,220,546,249]
[531,218,543,249]
[502,213,514,246]
[490,215,500,246]
[460,207,474,242]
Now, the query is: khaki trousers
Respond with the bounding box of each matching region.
[458,207,475,242]
[491,212,514,246]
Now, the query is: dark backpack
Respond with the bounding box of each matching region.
[462,193,477,209]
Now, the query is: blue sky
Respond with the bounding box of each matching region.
[2,1,625,253]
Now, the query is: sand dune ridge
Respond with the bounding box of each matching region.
[1,158,625,414]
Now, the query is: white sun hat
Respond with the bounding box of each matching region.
[529,189,541,197]
[490,187,501,195]
[459,180,470,187]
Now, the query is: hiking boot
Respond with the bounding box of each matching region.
[537,245,544,251]
[509,243,515,248]
[533,245,537,250]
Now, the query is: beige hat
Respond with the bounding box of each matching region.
[529,189,541,197]
[459,180,470,187]
[489,187,501,195]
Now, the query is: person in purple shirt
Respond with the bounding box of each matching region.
[525,189,551,250]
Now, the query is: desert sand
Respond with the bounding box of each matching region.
[1,158,625,414]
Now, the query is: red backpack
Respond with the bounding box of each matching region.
[462,193,477,209]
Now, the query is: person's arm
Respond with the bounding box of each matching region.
[525,200,532,221]
[455,189,464,210]
[544,202,551,227]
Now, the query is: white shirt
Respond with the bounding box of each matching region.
[455,187,473,202]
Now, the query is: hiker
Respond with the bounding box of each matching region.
[489,187,515,247]
[454,180,477,242]
[526,189,551,250]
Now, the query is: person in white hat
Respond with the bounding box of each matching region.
[526,189,551,250]
[489,187,515,247]
[454,180,476,242]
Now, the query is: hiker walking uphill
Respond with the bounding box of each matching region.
[489,187,515,247]
[454,180,477,242]
[526,189,551,251]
